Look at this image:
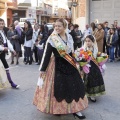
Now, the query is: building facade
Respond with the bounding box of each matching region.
[89,0,120,25]
[69,0,120,31]
[0,0,8,25]
[68,0,88,31]
[40,3,52,24]
[16,0,52,24]
[47,0,70,22]
[0,0,17,26]
[7,0,18,26]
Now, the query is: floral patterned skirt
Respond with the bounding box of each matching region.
[33,57,88,114]
[0,61,10,90]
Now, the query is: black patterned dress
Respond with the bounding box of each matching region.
[40,43,86,103]
[83,57,105,97]
[33,38,88,114]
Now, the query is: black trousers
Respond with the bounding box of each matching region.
[37,49,43,64]
[103,38,109,55]
[24,47,32,62]
[33,46,38,62]
[0,52,9,69]
[19,45,22,57]
[74,44,77,50]
[103,38,106,53]
[115,44,119,57]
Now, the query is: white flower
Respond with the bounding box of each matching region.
[101,53,107,57]
[76,52,80,57]
[77,48,80,52]
[86,64,91,67]
[80,57,82,61]
[82,54,85,58]
[75,50,77,53]
[76,58,79,61]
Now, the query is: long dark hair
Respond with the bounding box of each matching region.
[109,28,115,35]
[24,21,32,31]
[9,23,15,30]
[91,22,96,31]
[98,23,104,29]
[40,25,45,33]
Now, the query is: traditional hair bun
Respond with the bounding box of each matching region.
[56,18,67,28]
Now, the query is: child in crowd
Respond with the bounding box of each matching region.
[35,34,44,65]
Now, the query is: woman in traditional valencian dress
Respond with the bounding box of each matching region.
[83,35,106,102]
[33,18,88,119]
[0,61,9,90]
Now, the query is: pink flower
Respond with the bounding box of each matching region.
[88,56,91,61]
[79,54,82,57]
[80,48,84,51]
[83,65,90,74]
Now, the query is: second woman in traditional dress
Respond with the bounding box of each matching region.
[33,18,88,119]
[83,35,106,102]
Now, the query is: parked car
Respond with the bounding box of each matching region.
[19,18,36,28]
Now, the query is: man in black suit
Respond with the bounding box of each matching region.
[3,26,9,36]
[43,21,49,33]
[0,18,19,89]
[103,21,110,54]
[48,23,55,36]
[113,20,120,58]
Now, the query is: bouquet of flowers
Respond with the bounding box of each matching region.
[96,52,108,74]
[74,48,92,74]
[97,52,108,63]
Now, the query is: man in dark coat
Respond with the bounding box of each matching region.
[103,21,110,54]
[0,18,19,89]
[3,26,9,36]
[43,21,49,33]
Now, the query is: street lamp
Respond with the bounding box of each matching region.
[71,0,78,7]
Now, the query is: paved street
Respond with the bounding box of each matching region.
[0,58,120,120]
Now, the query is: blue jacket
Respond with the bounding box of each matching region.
[107,33,118,46]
